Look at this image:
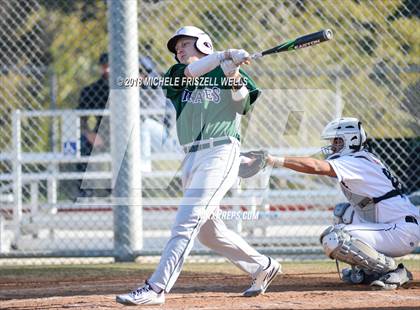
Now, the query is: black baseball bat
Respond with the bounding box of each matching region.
[251,29,333,59]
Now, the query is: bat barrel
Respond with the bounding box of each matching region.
[252,28,334,59]
[293,29,333,49]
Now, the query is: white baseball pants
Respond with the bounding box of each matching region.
[343,213,420,257]
[148,138,269,292]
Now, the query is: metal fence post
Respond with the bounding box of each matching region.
[108,0,142,261]
[12,110,22,249]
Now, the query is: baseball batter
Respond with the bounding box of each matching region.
[116,26,280,306]
[258,117,419,289]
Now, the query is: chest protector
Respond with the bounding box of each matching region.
[340,184,378,222]
[339,153,403,223]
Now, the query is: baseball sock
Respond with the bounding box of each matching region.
[148,281,163,294]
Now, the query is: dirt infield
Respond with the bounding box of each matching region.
[1,261,419,309]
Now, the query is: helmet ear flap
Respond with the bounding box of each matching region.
[173,35,212,63]
[195,34,213,55]
[351,122,367,151]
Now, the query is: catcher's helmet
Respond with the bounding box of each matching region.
[321,117,367,158]
[167,26,213,61]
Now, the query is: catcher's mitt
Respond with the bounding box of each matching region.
[238,150,268,178]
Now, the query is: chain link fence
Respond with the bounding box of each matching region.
[0,0,418,261]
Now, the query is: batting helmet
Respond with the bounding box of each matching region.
[321,117,367,158]
[167,26,213,61]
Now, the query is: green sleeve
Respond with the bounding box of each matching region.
[238,69,261,115]
[163,63,187,100]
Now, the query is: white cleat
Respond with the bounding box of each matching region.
[243,257,281,297]
[370,263,413,290]
[116,282,165,306]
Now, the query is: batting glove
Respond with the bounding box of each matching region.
[221,59,239,77]
[228,49,250,65]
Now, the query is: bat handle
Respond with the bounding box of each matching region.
[250,52,263,60]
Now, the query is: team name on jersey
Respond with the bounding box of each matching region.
[181,87,221,104]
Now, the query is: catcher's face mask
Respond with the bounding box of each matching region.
[322,137,344,158]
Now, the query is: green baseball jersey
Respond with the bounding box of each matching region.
[163,64,260,145]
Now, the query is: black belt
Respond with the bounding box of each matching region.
[183,137,232,153]
[405,216,418,225]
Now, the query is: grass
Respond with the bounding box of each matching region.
[0,260,419,281]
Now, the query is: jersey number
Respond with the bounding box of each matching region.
[382,168,403,191]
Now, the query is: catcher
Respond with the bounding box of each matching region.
[239,117,420,289]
